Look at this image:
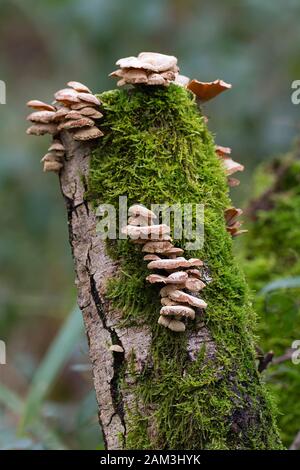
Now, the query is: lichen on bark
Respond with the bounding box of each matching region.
[83,84,282,449]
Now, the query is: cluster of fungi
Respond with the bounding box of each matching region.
[122,205,208,332]
[26,51,246,331]
[26,81,103,172]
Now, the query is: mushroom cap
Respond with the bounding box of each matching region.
[160,70,177,81]
[41,152,60,163]
[80,107,103,119]
[169,290,207,309]
[77,92,101,106]
[58,117,95,131]
[147,73,167,86]
[120,69,148,84]
[147,257,203,271]
[142,241,173,253]
[146,271,188,285]
[173,74,190,87]
[64,110,85,120]
[167,319,186,332]
[160,284,183,297]
[143,254,161,261]
[43,160,63,172]
[224,207,243,224]
[158,315,171,328]
[26,100,56,111]
[186,269,202,279]
[72,126,104,141]
[161,298,180,306]
[228,177,240,187]
[164,247,184,257]
[122,224,170,239]
[116,52,177,73]
[54,88,80,104]
[185,277,206,292]
[216,145,232,157]
[71,102,91,110]
[160,305,195,319]
[26,124,57,136]
[48,140,65,153]
[67,81,92,93]
[222,158,244,176]
[27,110,55,123]
[138,52,178,72]
[129,204,157,219]
[109,345,124,353]
[187,79,232,102]
[52,107,70,121]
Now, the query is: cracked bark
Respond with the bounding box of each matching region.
[58,131,216,449]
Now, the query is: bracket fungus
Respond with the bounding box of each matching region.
[123,204,207,332]
[224,207,248,237]
[110,52,179,87]
[26,81,104,173]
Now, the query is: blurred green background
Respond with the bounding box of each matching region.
[1,0,300,449]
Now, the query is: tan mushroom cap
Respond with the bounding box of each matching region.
[146,271,188,285]
[52,107,70,121]
[216,145,232,157]
[186,269,202,279]
[164,247,184,258]
[40,152,60,163]
[173,74,190,87]
[27,110,56,123]
[72,126,104,141]
[143,254,161,261]
[147,257,203,271]
[168,319,186,332]
[48,140,65,153]
[64,110,85,120]
[122,224,170,239]
[160,305,195,319]
[169,290,207,309]
[116,52,177,73]
[187,79,232,102]
[129,204,157,219]
[161,298,180,306]
[147,73,166,86]
[27,100,56,112]
[77,92,101,106]
[54,88,80,104]
[26,124,57,136]
[185,277,206,292]
[142,240,173,253]
[43,160,63,172]
[67,81,92,93]
[58,117,95,131]
[222,158,244,176]
[160,284,183,297]
[158,315,171,328]
[71,102,91,110]
[228,177,240,187]
[80,108,103,119]
[109,344,124,353]
[119,69,148,84]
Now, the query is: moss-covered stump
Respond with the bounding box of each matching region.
[241,145,300,447]
[78,84,281,449]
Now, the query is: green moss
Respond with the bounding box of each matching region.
[241,149,300,447]
[87,84,282,449]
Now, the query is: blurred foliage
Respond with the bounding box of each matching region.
[1,0,300,449]
[239,145,300,447]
